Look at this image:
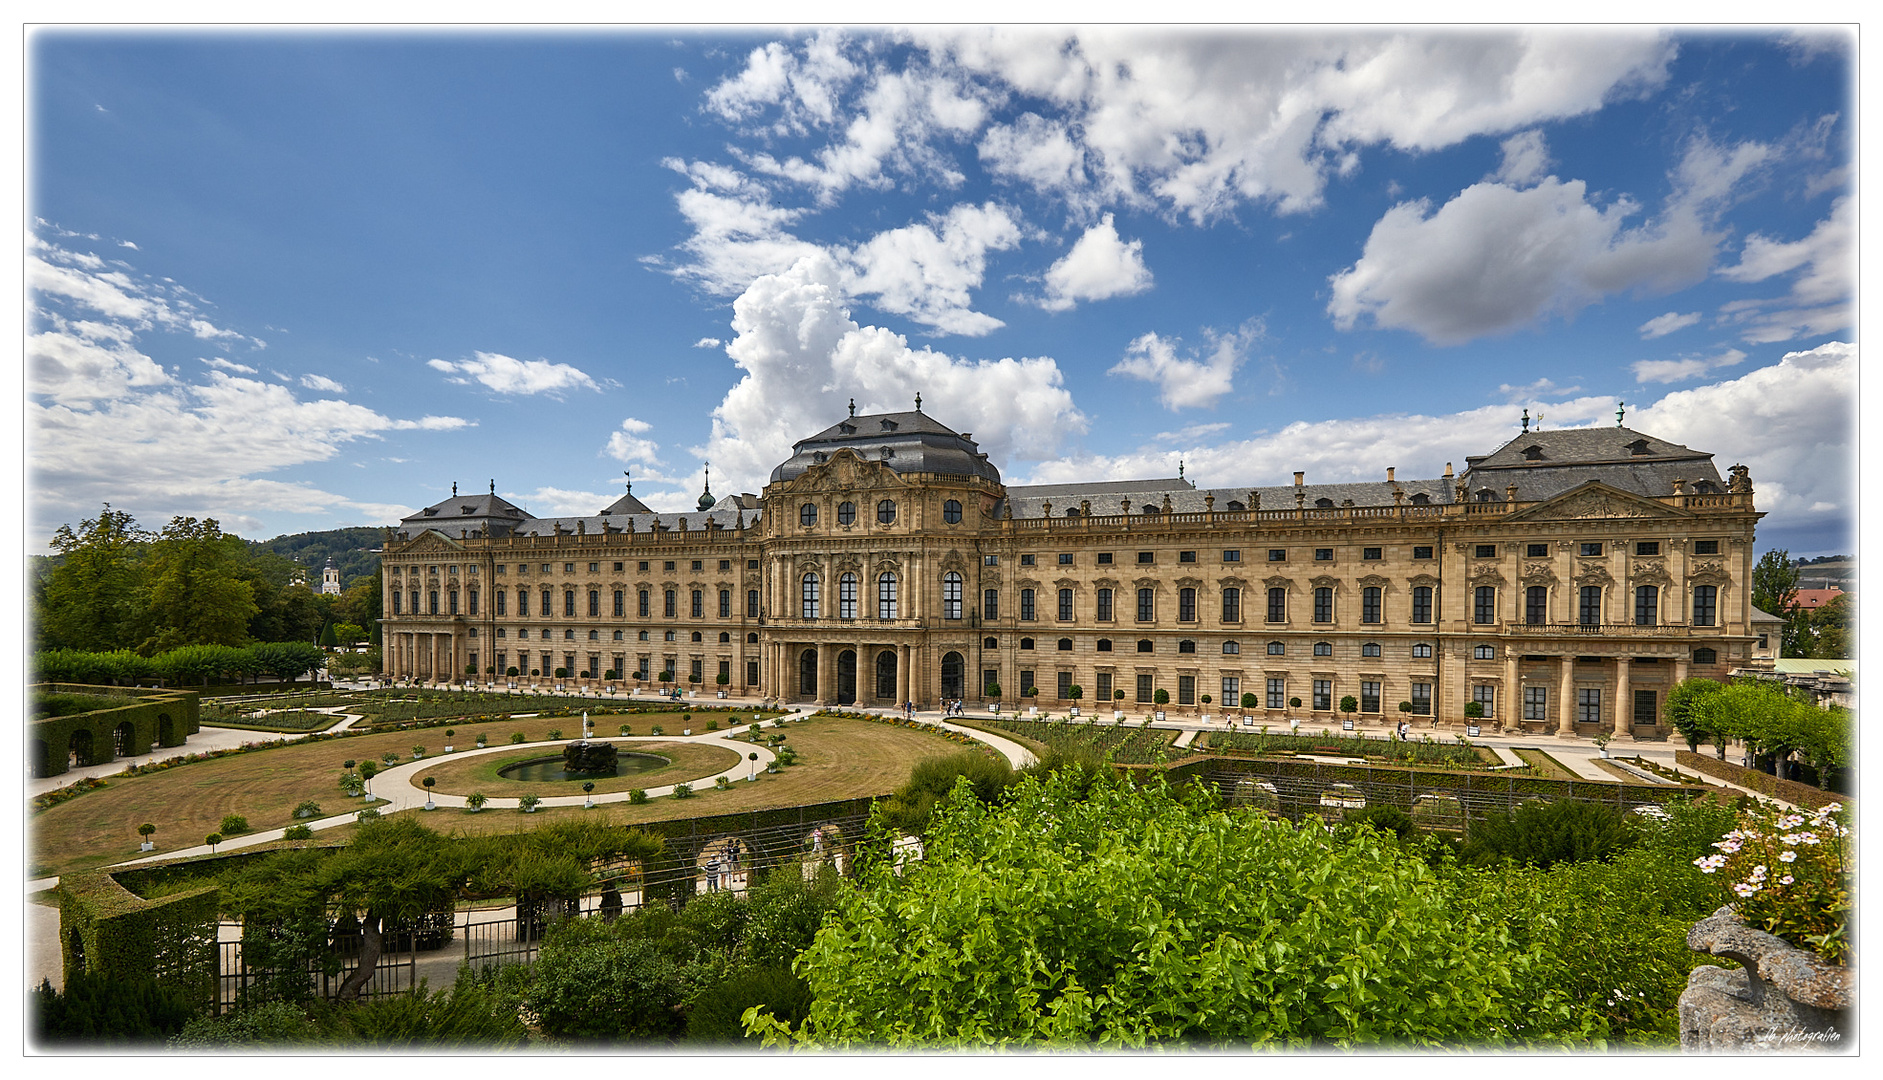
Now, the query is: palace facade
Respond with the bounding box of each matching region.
[379,407,1763,737]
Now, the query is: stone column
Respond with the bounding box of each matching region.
[1614,657,1632,737]
[1503,651,1519,730]
[1556,654,1576,736]
[898,643,911,706]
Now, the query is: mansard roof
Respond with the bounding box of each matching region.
[1462,425,1723,501]
[770,410,1002,485]
[1004,477,1458,518]
[396,489,532,540]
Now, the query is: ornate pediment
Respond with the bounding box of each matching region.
[795,556,826,575]
[1016,577,1043,590]
[1053,577,1081,589]
[1519,562,1557,586]
[1573,563,1615,587]
[1689,559,1731,585]
[1133,577,1163,591]
[873,558,901,574]
[1174,576,1204,590]
[1093,576,1120,590]
[1503,481,1689,523]
[1355,574,1391,589]
[1263,575,1295,590]
[784,448,909,495]
[1309,575,1340,590]
[1406,573,1439,588]
[1467,563,1506,586]
[1630,558,1672,586]
[1217,575,1250,589]
[402,530,465,554]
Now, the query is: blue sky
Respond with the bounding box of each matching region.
[26,27,1855,559]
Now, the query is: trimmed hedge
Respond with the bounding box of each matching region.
[1674,750,1848,811]
[29,684,201,778]
[57,868,220,1015]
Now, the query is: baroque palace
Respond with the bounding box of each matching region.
[380,404,1766,738]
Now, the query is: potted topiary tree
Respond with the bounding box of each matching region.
[717,671,730,698]
[422,776,436,810]
[443,728,455,753]
[1068,684,1083,717]
[583,781,596,809]
[138,822,156,851]
[519,793,541,814]
[466,791,487,813]
[1115,687,1127,721]
[985,682,1001,714]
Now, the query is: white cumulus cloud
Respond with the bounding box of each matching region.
[1638,311,1702,339]
[1714,196,1852,344]
[843,202,1023,335]
[699,252,1086,494]
[1108,322,1259,411]
[300,373,346,393]
[1038,214,1152,312]
[1493,129,1552,185]
[1631,347,1747,384]
[427,352,599,396]
[605,417,663,466]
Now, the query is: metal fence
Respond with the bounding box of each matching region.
[213,808,874,1009]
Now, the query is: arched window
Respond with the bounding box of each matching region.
[1410,492,1432,505]
[746,632,759,643]
[1142,505,1160,515]
[943,499,962,524]
[943,572,963,619]
[802,573,821,619]
[837,501,856,525]
[1057,638,1073,651]
[1412,643,1433,658]
[428,590,439,614]
[1315,497,1334,508]
[1096,638,1112,652]
[719,632,731,643]
[637,589,650,617]
[1137,588,1155,621]
[1137,639,1154,653]
[1361,642,1381,657]
[877,499,897,524]
[1694,647,1718,664]
[1268,641,1285,655]
[1313,587,1333,623]
[448,590,458,615]
[1313,641,1332,656]
[983,636,998,649]
[1226,500,1245,512]
[1178,639,1196,654]
[800,649,818,695]
[878,572,898,619]
[1064,507,1079,517]
[800,503,817,526]
[691,631,702,643]
[838,572,858,619]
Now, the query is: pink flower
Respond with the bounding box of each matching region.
[1779,850,1797,863]
[1780,875,1795,885]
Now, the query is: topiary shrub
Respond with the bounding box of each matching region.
[672,783,694,799]
[282,824,313,841]
[218,814,250,836]
[1462,799,1639,870]
[510,733,525,744]
[628,789,648,804]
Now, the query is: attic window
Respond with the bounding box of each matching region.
[838,422,855,434]
[879,447,894,459]
[423,507,438,516]
[1410,493,1431,505]
[1314,497,1334,509]
[1628,439,1652,456]
[1064,507,1079,517]
[1692,481,1715,494]
[1226,500,1245,512]
[880,419,898,431]
[1522,445,1544,461]
[1142,506,1160,515]
[813,452,827,464]
[460,506,474,514]
[1476,489,1496,502]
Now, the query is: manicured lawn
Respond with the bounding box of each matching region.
[30,713,968,878]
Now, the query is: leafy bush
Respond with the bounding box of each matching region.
[628,789,648,804]
[509,733,525,744]
[283,825,314,840]
[546,729,563,740]
[292,800,323,819]
[33,971,198,1045]
[518,794,541,813]
[672,783,694,799]
[1462,799,1638,870]
[219,814,251,835]
[1342,805,1417,842]
[685,965,813,1044]
[877,751,1015,834]
[522,919,718,1041]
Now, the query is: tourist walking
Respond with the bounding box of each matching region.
[706,859,721,892]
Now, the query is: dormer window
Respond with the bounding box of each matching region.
[880,419,898,431]
[1410,493,1431,505]
[1628,439,1652,456]
[1522,445,1544,461]
[1226,500,1245,512]
[1314,497,1334,508]
[1692,480,1715,494]
[813,452,827,464]
[838,422,856,434]
[879,447,894,459]
[1475,489,1496,502]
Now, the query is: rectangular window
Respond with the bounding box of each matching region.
[1692,585,1717,626]
[1020,670,1036,696]
[1475,545,1497,559]
[1177,675,1195,705]
[1268,588,1286,622]
[1412,546,1433,560]
[1095,672,1112,704]
[1410,683,1431,715]
[588,590,599,617]
[1178,588,1196,622]
[1267,678,1285,709]
[878,575,898,620]
[638,657,650,678]
[612,590,624,618]
[719,560,731,571]
[943,575,962,620]
[468,590,479,615]
[1057,670,1074,700]
[1136,673,1155,703]
[691,658,703,680]
[1058,588,1074,620]
[1020,554,1036,566]
[984,555,999,566]
[1634,585,1658,626]
[1577,688,1602,724]
[1058,553,1074,565]
[664,590,677,618]
[1138,552,1154,564]
[748,559,760,570]
[1693,540,1719,555]
[1021,588,1036,621]
[1474,586,1496,624]
[1221,588,1241,622]
[746,590,759,617]
[1629,688,1658,726]
[1180,551,1197,563]
[1221,676,1239,704]
[719,589,732,618]
[1580,542,1604,557]
[1137,588,1155,622]
[637,561,648,571]
[1362,547,1382,561]
[747,660,759,685]
[691,560,702,572]
[802,577,819,619]
[638,590,650,618]
[1313,587,1333,623]
[839,575,857,620]
[1268,549,1286,562]
[718,660,731,685]
[494,590,505,616]
[1523,543,1547,558]
[1579,585,1603,626]
[1097,552,1113,564]
[428,591,438,615]
[984,589,1000,620]
[1312,679,1332,711]
[1632,541,1661,556]
[1474,685,1496,718]
[392,592,401,614]
[1526,586,1548,625]
[1222,549,1240,562]
[1361,587,1381,624]
[1524,686,1548,722]
[565,591,576,617]
[1360,681,1380,713]
[1314,548,1333,561]
[1095,588,1111,622]
[1411,586,1433,624]
[448,591,459,616]
[664,562,675,572]
[540,588,552,617]
[691,590,704,618]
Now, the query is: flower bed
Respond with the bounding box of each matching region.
[810,710,984,750]
[1208,728,1494,769]
[992,717,1175,765]
[1691,801,1850,965]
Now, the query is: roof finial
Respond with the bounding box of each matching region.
[623,468,632,494]
[1178,458,1185,481]
[697,460,715,513]
[848,397,855,418]
[1617,401,1626,428]
[914,392,922,413]
[452,481,457,497]
[1521,408,1530,434]
[489,478,495,495]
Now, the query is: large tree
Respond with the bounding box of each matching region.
[137,517,260,654]
[1751,549,1810,656]
[1808,594,1851,659]
[38,504,150,652]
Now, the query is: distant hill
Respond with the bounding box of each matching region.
[249,527,385,588]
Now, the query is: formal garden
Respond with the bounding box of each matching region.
[989,716,1179,765]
